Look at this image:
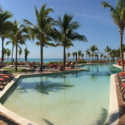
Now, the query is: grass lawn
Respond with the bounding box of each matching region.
[2,68,30,73]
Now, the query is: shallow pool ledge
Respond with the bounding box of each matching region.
[113,64,122,69]
[105,74,119,125]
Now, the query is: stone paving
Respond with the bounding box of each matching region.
[115,75,125,125]
[0,111,20,125]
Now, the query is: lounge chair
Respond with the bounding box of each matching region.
[122,90,125,101]
[66,64,70,67]
[26,61,30,66]
[0,77,8,85]
[0,82,4,90]
[48,64,53,68]
[60,65,65,70]
[0,74,12,82]
[119,82,125,92]
[53,65,63,71]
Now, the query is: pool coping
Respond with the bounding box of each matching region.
[105,74,119,125]
[0,68,86,125]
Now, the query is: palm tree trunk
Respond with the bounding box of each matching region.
[26,54,27,62]
[15,41,17,71]
[120,31,124,72]
[19,55,20,62]
[11,44,14,65]
[40,42,43,71]
[25,53,26,63]
[92,52,93,61]
[86,54,87,61]
[1,37,4,66]
[63,43,66,66]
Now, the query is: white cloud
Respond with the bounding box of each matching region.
[74,13,115,27]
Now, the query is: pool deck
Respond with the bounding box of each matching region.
[114,75,125,125]
[105,74,119,125]
[106,74,125,125]
[0,66,86,125]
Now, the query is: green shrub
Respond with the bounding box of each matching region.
[78,61,87,63]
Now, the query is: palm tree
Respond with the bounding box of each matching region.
[100,53,103,60]
[55,13,88,66]
[7,20,30,71]
[86,50,90,61]
[78,50,82,59]
[102,0,125,71]
[104,55,107,60]
[6,48,11,60]
[104,46,111,60]
[24,47,30,62]
[67,52,71,61]
[81,53,84,59]
[109,49,120,61]
[94,53,98,60]
[3,48,7,60]
[115,49,120,60]
[6,21,25,65]
[24,4,60,71]
[88,45,99,60]
[72,52,76,61]
[19,49,22,62]
[6,41,15,64]
[89,54,91,60]
[0,9,13,65]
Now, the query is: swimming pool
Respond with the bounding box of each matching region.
[1,63,121,125]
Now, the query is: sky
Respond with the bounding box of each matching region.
[0,0,122,59]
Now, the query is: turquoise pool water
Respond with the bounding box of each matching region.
[1,63,121,125]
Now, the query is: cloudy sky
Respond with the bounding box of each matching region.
[0,0,121,59]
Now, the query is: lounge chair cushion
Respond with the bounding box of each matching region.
[121,79,125,82]
[119,74,125,76]
[0,78,4,81]
[120,76,125,79]
[123,83,125,87]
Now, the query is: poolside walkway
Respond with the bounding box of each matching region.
[115,75,125,125]
[0,111,20,125]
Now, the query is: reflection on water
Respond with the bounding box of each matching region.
[2,63,121,125]
[35,77,73,95]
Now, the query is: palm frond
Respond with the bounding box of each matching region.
[46,43,56,47]
[67,31,88,42]
[6,41,12,45]
[35,42,40,46]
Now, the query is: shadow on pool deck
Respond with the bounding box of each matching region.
[94,108,108,125]
[94,108,124,125]
[0,111,20,125]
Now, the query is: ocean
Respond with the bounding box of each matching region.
[3,58,111,63]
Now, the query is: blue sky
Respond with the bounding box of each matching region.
[0,0,122,59]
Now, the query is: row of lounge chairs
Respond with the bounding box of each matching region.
[117,72,125,101]
[48,61,75,71]
[0,73,14,90]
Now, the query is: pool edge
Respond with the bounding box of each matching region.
[105,74,119,125]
